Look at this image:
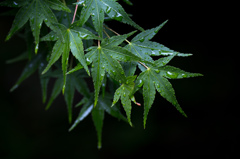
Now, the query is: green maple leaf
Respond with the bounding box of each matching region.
[112,76,136,126]
[41,23,99,93]
[69,94,127,148]
[125,20,192,64]
[76,0,143,38]
[134,53,203,128]
[85,31,142,106]
[2,0,71,53]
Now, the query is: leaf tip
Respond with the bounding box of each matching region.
[97,142,102,150]
[9,84,18,92]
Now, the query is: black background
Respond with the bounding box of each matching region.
[0,1,238,158]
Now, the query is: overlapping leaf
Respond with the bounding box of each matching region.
[125,20,192,64]
[134,54,203,128]
[112,76,136,126]
[41,23,99,93]
[2,0,203,149]
[77,0,143,38]
[69,94,127,148]
[2,0,71,53]
[85,32,142,106]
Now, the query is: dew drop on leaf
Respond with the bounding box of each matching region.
[139,37,144,42]
[182,73,188,78]
[114,12,123,21]
[106,6,111,14]
[137,79,143,87]
[166,71,178,78]
[13,1,18,6]
[155,69,160,73]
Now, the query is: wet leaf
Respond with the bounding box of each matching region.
[4,0,70,53]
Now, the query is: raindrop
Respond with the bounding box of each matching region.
[35,44,39,53]
[166,71,178,78]
[139,37,145,42]
[50,35,55,41]
[113,12,123,21]
[181,73,188,78]
[137,79,143,87]
[86,57,91,63]
[106,6,111,14]
[13,1,18,6]
[155,69,160,73]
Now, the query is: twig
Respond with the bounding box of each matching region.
[103,29,110,38]
[138,61,149,69]
[103,25,131,44]
[71,0,79,24]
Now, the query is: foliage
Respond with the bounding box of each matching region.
[1,0,202,149]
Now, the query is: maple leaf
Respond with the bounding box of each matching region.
[41,23,99,93]
[112,76,136,126]
[76,0,144,38]
[134,53,203,128]
[85,31,143,106]
[125,20,192,64]
[2,0,71,53]
[69,93,127,148]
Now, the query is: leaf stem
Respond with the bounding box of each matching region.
[103,25,131,44]
[103,25,148,69]
[71,0,79,24]
[103,29,110,38]
[138,61,149,69]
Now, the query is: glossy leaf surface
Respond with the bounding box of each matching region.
[4,0,70,53]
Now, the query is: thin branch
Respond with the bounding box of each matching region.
[138,61,149,69]
[71,0,79,24]
[103,29,110,38]
[103,25,131,44]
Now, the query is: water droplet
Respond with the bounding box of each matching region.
[106,6,111,14]
[44,19,48,22]
[154,29,158,33]
[119,80,122,83]
[151,50,157,55]
[137,79,143,87]
[35,44,39,53]
[182,73,188,78]
[92,64,94,68]
[50,35,55,41]
[139,37,144,42]
[155,69,160,73]
[123,93,126,97]
[113,12,123,21]
[166,71,178,78]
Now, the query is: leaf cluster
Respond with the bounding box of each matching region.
[1,0,202,148]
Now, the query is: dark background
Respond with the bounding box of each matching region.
[0,1,237,158]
